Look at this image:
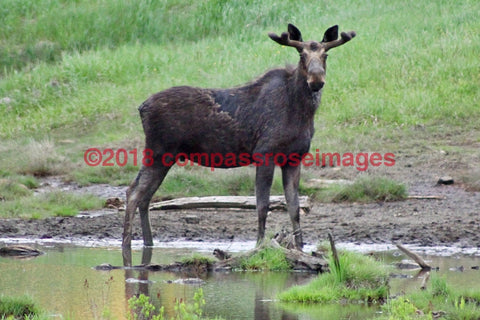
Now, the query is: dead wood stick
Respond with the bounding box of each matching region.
[396,243,431,270]
[149,195,310,212]
[420,271,430,290]
[407,195,446,200]
[328,233,341,272]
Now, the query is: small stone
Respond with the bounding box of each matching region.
[0,97,12,105]
[94,263,114,270]
[184,215,200,224]
[437,176,454,185]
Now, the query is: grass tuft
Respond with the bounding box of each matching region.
[315,176,407,203]
[279,250,390,303]
[460,169,480,192]
[0,295,40,319]
[17,139,69,177]
[181,254,216,267]
[239,247,292,271]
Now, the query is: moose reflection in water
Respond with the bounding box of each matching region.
[123,247,301,320]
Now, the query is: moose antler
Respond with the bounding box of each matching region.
[268,31,305,51]
[324,31,357,51]
[269,28,356,52]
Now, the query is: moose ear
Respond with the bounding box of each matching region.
[322,25,339,42]
[287,24,303,42]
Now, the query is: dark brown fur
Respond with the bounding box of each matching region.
[122,24,355,263]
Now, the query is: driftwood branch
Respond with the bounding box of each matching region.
[396,243,431,270]
[149,195,311,212]
[303,179,353,189]
[328,233,340,272]
[406,195,446,200]
[420,271,430,290]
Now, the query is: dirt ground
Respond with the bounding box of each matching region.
[1,139,479,250]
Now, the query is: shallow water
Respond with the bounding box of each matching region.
[1,240,479,320]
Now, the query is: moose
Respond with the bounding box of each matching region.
[122,24,356,259]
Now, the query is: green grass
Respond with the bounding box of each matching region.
[312,176,407,203]
[0,296,41,319]
[1,0,479,217]
[0,189,104,219]
[180,253,216,267]
[238,246,292,271]
[278,250,390,303]
[376,275,480,320]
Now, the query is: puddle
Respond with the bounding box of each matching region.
[1,240,480,319]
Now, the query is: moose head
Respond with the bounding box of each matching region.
[269,24,356,92]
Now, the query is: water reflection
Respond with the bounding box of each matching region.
[123,246,302,320]
[1,242,479,319]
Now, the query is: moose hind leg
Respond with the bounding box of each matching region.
[123,165,170,248]
[281,165,303,250]
[138,165,171,246]
[255,164,275,245]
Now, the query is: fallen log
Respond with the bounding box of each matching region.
[396,243,431,270]
[148,195,311,212]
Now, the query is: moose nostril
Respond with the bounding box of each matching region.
[309,81,325,92]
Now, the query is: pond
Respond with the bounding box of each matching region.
[1,239,479,320]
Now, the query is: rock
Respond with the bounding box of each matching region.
[167,278,205,285]
[94,263,121,271]
[184,215,200,224]
[0,97,12,105]
[437,176,454,185]
[0,245,43,257]
[449,266,464,272]
[126,278,155,284]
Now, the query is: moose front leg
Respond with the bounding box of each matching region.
[255,163,275,245]
[281,164,303,250]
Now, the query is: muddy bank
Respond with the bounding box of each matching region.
[1,182,479,249]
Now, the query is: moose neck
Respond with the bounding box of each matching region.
[290,65,321,119]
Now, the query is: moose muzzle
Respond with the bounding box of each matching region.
[307,59,325,92]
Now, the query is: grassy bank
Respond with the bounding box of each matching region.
[1,0,479,216]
